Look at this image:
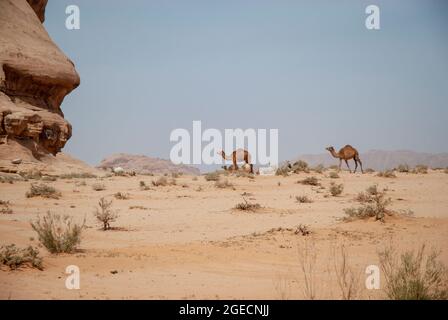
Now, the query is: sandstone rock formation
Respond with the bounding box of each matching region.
[0,0,79,157]
[98,154,201,176]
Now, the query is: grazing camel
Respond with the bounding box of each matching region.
[219,148,253,174]
[326,145,364,173]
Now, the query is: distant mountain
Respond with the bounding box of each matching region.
[97,153,200,175]
[294,150,448,171]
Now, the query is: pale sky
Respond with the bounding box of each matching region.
[44,0,448,166]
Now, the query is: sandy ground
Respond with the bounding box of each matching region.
[0,170,447,299]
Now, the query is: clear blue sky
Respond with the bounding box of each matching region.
[44,0,448,166]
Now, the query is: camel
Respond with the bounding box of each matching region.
[326,145,363,173]
[219,148,253,174]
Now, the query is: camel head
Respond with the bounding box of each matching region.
[326,146,335,152]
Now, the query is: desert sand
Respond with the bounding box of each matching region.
[1,169,447,299]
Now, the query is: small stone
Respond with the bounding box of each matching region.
[11,158,22,165]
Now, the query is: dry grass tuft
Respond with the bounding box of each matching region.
[204,171,221,181]
[92,182,106,191]
[295,195,313,203]
[0,244,43,270]
[234,198,262,212]
[377,170,397,178]
[26,183,61,199]
[329,182,344,197]
[215,179,234,189]
[31,212,84,253]
[379,244,448,300]
[298,176,320,186]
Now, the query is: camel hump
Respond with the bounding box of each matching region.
[344,144,354,149]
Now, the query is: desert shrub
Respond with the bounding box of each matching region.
[444,168,448,174]
[379,244,448,300]
[344,191,391,222]
[31,212,84,253]
[204,171,220,181]
[298,239,318,299]
[0,200,13,214]
[152,177,176,186]
[328,171,339,179]
[26,183,61,199]
[94,197,117,230]
[396,164,410,173]
[0,244,43,270]
[413,165,428,174]
[129,205,148,210]
[234,198,261,212]
[59,172,97,179]
[298,176,320,186]
[377,170,397,178]
[152,177,167,186]
[328,165,339,170]
[235,170,254,178]
[171,172,180,178]
[215,179,234,189]
[42,175,57,182]
[275,167,289,177]
[114,192,130,200]
[364,168,375,173]
[332,245,360,300]
[19,169,42,180]
[139,180,150,190]
[313,164,325,174]
[75,180,87,187]
[296,195,313,203]
[192,176,198,181]
[292,160,309,173]
[295,224,311,236]
[356,184,379,203]
[329,182,344,196]
[92,182,106,191]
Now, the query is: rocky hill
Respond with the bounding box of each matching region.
[97,154,200,175]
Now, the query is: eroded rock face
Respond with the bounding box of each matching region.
[0,0,79,155]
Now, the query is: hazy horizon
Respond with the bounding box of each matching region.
[44,0,448,166]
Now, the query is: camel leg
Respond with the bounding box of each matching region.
[358,158,364,174]
[233,159,238,171]
[338,159,342,172]
[353,159,358,173]
[345,159,351,173]
[249,164,253,174]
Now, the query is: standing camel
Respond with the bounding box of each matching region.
[219,148,253,174]
[326,145,363,173]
